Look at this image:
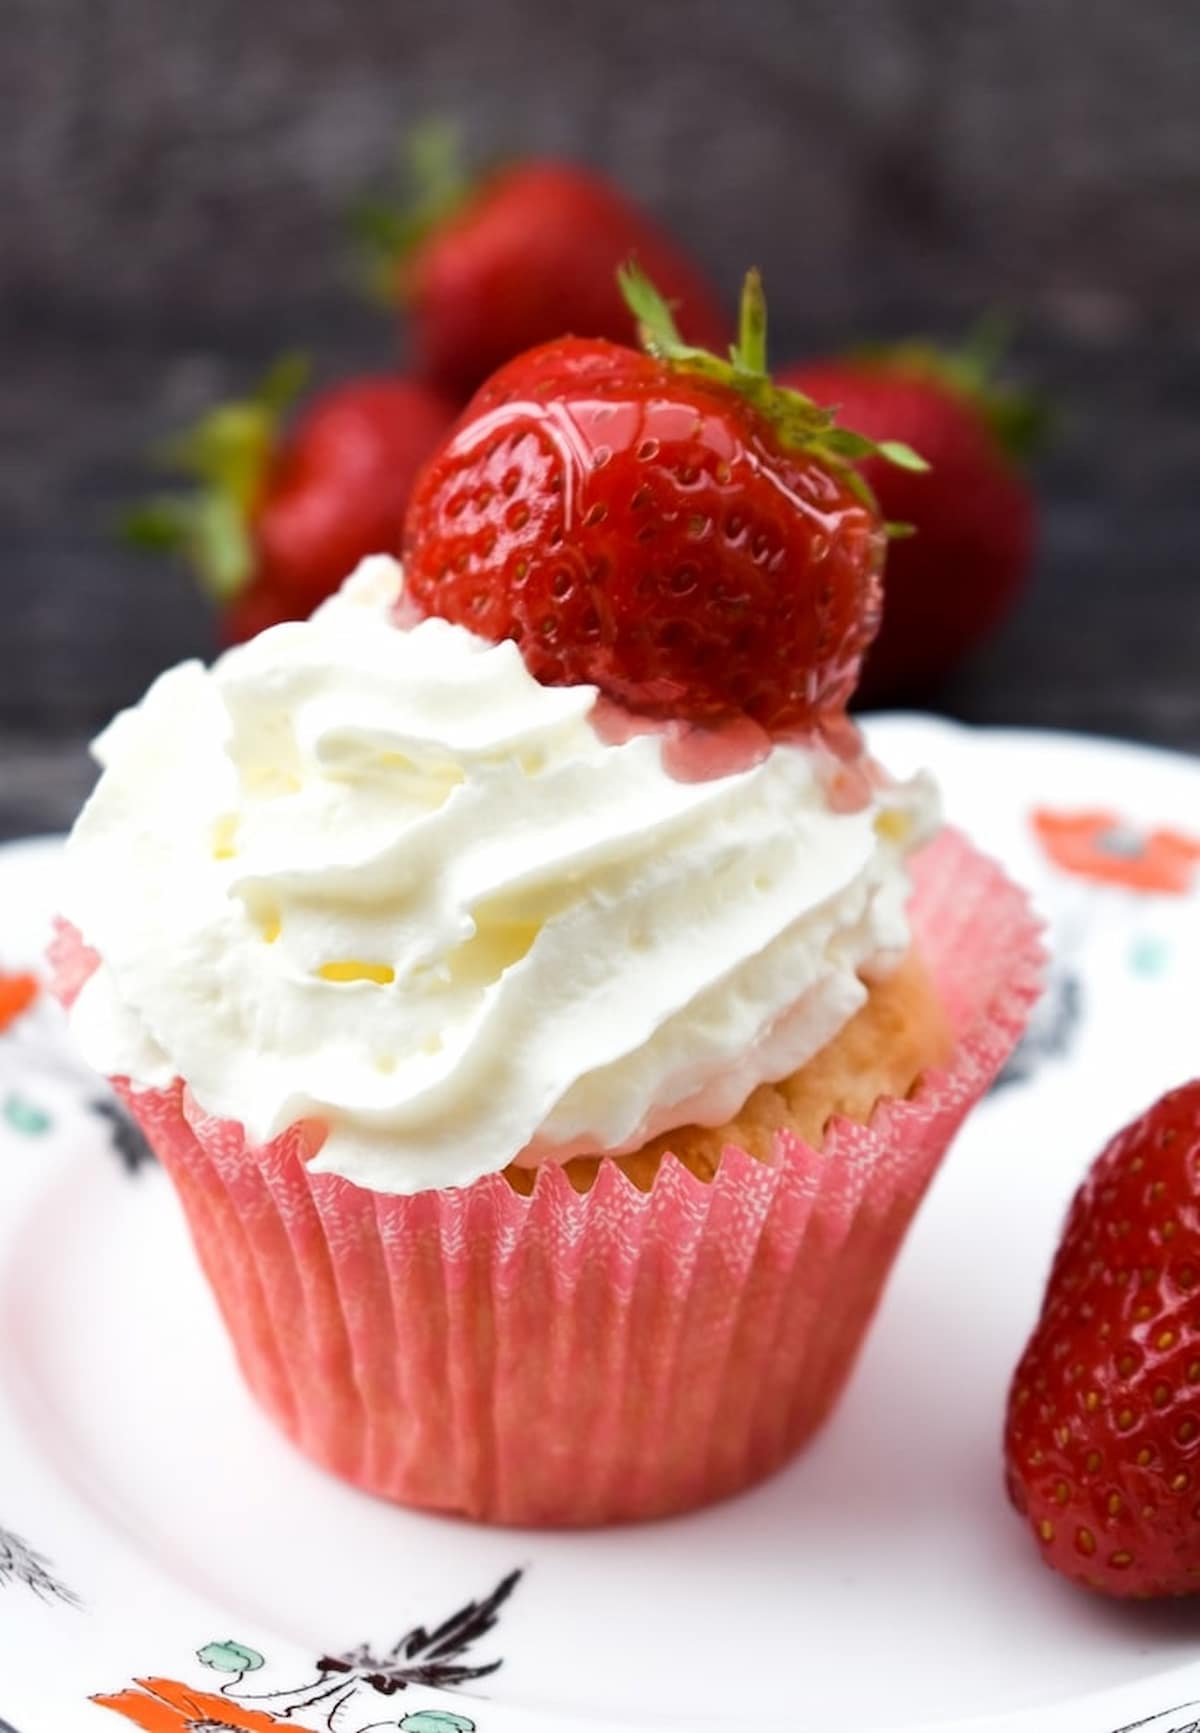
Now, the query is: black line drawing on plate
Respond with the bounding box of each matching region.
[993,967,1083,1089]
[0,1527,80,1608]
[93,1570,522,1731]
[313,1568,523,1697]
[88,1094,157,1174]
[1111,1701,1200,1733]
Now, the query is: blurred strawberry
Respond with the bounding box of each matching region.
[781,326,1042,705]
[217,573,299,648]
[357,124,730,399]
[1006,1081,1200,1598]
[126,357,455,643]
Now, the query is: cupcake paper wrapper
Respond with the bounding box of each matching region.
[55,827,1042,1526]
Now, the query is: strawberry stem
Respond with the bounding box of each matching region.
[618,261,929,507]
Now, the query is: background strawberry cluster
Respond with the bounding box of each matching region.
[3,0,1198,836]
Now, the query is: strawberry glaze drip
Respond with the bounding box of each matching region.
[395,573,879,806]
[590,692,878,808]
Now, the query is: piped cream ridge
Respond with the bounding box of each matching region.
[62,556,938,1194]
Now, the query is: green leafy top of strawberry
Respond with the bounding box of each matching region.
[403,263,919,732]
[618,262,929,516]
[851,313,1048,462]
[352,121,475,301]
[123,353,309,601]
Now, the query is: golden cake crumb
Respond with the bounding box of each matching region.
[506,949,952,1194]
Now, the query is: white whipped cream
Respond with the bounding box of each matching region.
[63,556,938,1194]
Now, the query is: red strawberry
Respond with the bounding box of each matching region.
[128,358,455,642]
[360,131,729,399]
[1005,1081,1200,1598]
[781,337,1038,704]
[402,267,925,732]
[217,576,300,649]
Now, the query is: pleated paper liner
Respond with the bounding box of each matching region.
[54,826,1042,1526]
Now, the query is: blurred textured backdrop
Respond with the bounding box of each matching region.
[3,0,1199,834]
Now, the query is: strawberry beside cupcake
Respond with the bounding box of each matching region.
[55,270,1042,1526]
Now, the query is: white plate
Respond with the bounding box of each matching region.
[3,717,1200,1733]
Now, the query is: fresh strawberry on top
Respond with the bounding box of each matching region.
[127,359,455,643]
[359,128,730,400]
[1005,1081,1200,1598]
[402,266,926,732]
[782,330,1039,705]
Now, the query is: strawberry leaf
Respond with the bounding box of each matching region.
[351,119,473,303]
[256,351,310,416]
[852,316,1048,463]
[820,427,880,460]
[618,260,690,358]
[619,263,931,508]
[877,440,930,471]
[729,266,768,377]
[124,354,307,603]
[191,492,255,601]
[121,501,189,552]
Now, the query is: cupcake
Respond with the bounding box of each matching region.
[56,272,1042,1525]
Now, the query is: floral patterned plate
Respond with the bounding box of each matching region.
[3,717,1200,1733]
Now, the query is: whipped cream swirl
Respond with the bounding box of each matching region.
[63,556,937,1193]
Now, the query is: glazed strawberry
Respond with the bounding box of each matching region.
[361,132,729,399]
[781,339,1038,704]
[1005,1081,1200,1598]
[128,359,455,641]
[403,267,925,731]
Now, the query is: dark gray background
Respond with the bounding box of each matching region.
[3,0,1199,837]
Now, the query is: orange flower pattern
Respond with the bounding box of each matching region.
[92,1675,316,1731]
[0,972,37,1033]
[1032,808,1200,895]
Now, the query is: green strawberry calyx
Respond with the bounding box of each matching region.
[853,315,1048,462]
[122,353,309,602]
[352,120,476,304]
[619,262,928,518]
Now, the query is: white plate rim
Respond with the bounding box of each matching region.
[2,718,1200,1733]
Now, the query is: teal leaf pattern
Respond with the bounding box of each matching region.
[198,1639,265,1673]
[400,1713,477,1732]
[2,1093,51,1136]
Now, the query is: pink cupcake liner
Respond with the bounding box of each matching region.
[55,827,1042,1526]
